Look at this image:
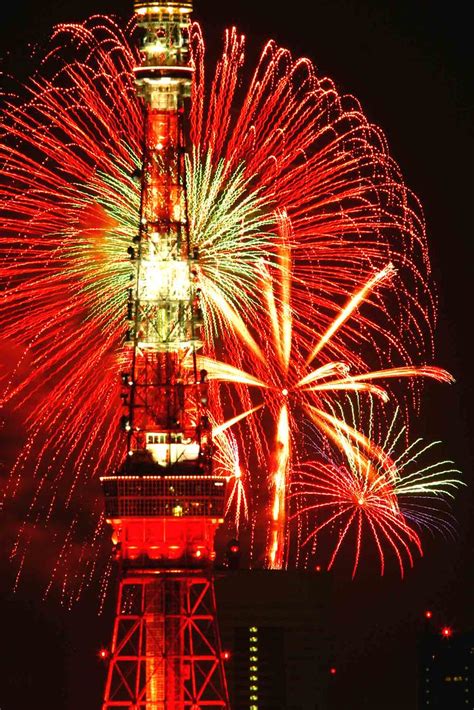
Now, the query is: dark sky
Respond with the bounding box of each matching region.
[0,2,472,709]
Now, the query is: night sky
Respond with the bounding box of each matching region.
[1,2,472,709]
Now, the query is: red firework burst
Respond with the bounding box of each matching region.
[291,459,422,578]
[0,16,455,594]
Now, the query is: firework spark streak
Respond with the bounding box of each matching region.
[212,422,249,533]
[0,15,459,589]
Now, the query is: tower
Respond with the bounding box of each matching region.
[101,2,230,707]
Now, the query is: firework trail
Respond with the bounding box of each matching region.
[0,16,456,590]
[199,235,453,568]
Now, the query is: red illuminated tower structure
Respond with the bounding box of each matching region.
[100,2,229,707]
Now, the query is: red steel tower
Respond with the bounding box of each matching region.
[101,2,230,707]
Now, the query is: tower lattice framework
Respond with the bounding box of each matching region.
[101,3,229,707]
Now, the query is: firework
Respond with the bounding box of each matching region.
[198,237,453,568]
[0,15,456,589]
[290,405,462,577]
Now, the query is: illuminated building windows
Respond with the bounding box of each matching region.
[248,625,258,709]
[227,608,316,710]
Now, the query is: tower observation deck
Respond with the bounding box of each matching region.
[101,2,230,707]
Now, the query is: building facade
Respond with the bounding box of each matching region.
[216,570,333,710]
[419,628,474,708]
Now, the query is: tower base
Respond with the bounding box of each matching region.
[102,571,229,709]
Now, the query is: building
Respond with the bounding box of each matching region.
[418,627,474,708]
[215,570,334,710]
